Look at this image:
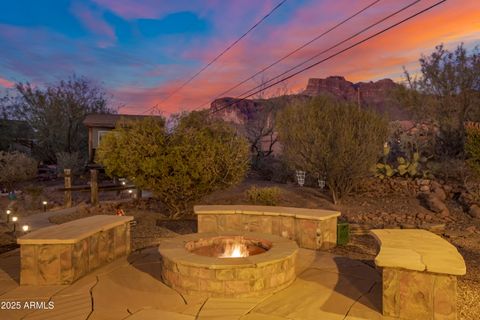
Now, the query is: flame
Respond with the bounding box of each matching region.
[219,241,249,258]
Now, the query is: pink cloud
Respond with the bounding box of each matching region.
[71,2,116,46]
[0,77,14,88]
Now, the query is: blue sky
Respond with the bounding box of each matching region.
[0,0,478,114]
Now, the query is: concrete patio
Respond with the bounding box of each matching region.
[0,245,386,320]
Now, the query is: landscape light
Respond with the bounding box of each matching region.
[122,181,126,186]
[6,209,11,223]
[11,216,18,233]
[42,201,48,212]
[128,189,133,194]
[42,201,48,205]
[6,209,11,215]
[22,225,29,232]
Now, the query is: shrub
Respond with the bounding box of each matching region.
[465,123,480,177]
[0,151,37,191]
[56,151,85,176]
[245,186,282,206]
[277,96,388,204]
[96,111,250,218]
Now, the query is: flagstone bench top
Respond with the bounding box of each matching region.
[370,229,466,276]
[194,205,340,221]
[17,215,133,245]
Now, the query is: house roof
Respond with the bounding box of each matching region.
[83,114,160,128]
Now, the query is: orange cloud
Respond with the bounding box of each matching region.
[117,0,480,115]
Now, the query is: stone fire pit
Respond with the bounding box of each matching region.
[159,232,298,297]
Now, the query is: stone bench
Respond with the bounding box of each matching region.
[194,205,340,250]
[17,215,133,285]
[370,229,466,320]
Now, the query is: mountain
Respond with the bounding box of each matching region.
[210,76,409,123]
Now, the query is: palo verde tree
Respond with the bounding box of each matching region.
[397,44,480,158]
[96,111,250,218]
[277,95,388,204]
[14,75,115,162]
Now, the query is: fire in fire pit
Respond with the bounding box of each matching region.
[219,241,249,258]
[159,233,298,297]
[186,236,270,258]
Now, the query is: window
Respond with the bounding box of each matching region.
[97,130,110,146]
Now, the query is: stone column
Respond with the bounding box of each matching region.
[382,268,457,320]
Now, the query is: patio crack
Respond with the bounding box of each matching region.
[85,276,100,320]
[195,298,209,320]
[342,281,377,320]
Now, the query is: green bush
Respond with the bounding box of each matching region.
[0,151,37,191]
[466,124,480,177]
[245,186,282,206]
[96,111,250,218]
[277,96,388,204]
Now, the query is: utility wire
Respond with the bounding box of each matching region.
[210,0,447,115]
[193,0,382,110]
[216,0,421,108]
[143,0,288,115]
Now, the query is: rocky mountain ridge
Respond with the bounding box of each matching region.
[211,76,409,124]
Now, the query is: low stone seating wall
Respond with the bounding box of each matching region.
[194,205,341,250]
[17,215,133,285]
[370,229,466,320]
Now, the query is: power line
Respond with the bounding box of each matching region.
[220,0,422,106]
[193,0,383,110]
[210,0,447,115]
[144,0,288,115]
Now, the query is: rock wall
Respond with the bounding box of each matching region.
[304,76,408,120]
[211,76,408,125]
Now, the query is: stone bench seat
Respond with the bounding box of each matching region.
[370,229,466,320]
[194,205,341,250]
[18,215,133,285]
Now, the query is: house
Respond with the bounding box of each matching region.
[83,114,158,164]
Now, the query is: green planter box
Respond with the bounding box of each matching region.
[337,222,350,246]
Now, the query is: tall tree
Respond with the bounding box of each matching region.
[14,75,115,162]
[399,44,480,157]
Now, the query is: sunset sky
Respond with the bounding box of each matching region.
[0,0,478,114]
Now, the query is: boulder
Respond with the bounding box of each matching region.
[430,181,447,201]
[469,204,480,218]
[422,192,449,215]
[419,185,430,192]
[442,184,453,197]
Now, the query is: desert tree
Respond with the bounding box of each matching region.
[277,95,388,204]
[13,75,115,162]
[96,111,250,218]
[397,44,480,157]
